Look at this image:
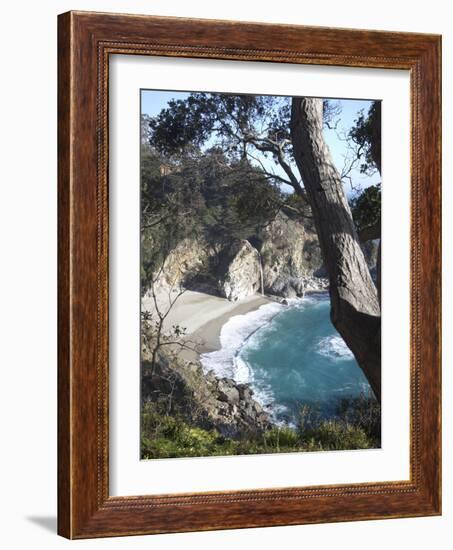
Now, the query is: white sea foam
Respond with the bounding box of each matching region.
[200,301,284,382]
[315,335,354,360]
[202,296,355,422]
[233,354,291,423]
[235,356,275,406]
[200,299,303,418]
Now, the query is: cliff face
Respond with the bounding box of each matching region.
[151,237,212,290]
[146,211,378,301]
[147,211,329,301]
[260,212,325,297]
[216,239,263,301]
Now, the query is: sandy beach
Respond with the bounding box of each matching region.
[142,289,270,357]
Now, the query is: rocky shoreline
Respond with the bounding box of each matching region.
[142,326,271,438]
[141,284,334,439]
[140,208,378,439]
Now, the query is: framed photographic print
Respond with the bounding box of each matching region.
[58,11,441,539]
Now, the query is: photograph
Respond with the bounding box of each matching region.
[140,90,382,459]
[0,1,445,544]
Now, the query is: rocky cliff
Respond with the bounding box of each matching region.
[145,209,379,303]
[260,211,326,297]
[141,328,270,437]
[151,237,212,290]
[215,239,263,301]
[147,210,332,301]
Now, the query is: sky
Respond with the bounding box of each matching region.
[141,89,380,196]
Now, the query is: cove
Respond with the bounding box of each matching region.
[200,292,372,425]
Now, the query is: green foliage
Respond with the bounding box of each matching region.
[141,402,238,459]
[148,95,213,155]
[147,93,288,162]
[140,115,285,291]
[300,421,371,451]
[141,396,381,459]
[336,393,381,444]
[350,184,381,233]
[305,420,373,451]
[145,94,341,165]
[349,101,381,174]
[263,426,300,449]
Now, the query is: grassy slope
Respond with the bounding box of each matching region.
[141,396,380,459]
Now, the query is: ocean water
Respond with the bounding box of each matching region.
[200,293,371,425]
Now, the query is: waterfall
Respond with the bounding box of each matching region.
[256,250,264,296]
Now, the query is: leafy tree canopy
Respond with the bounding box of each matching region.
[350,183,381,235]
[147,93,342,195]
[140,134,284,288]
[349,102,381,175]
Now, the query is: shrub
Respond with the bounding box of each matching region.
[300,421,372,451]
[140,396,381,459]
[263,427,300,450]
[337,395,381,446]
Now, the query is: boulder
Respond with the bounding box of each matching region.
[217,378,240,404]
[141,333,271,438]
[237,383,253,401]
[216,239,262,301]
[268,275,305,298]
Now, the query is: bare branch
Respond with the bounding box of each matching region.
[246,137,303,194]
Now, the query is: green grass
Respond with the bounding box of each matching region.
[141,397,380,459]
[300,421,372,451]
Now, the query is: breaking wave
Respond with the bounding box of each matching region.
[315,335,354,360]
[200,292,368,424]
[200,301,284,383]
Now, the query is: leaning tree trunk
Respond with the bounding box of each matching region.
[291,97,381,400]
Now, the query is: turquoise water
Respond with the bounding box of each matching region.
[201,292,372,426]
[236,293,371,424]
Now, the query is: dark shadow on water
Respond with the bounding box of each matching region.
[26,516,57,534]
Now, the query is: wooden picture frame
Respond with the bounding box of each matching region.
[58,10,441,539]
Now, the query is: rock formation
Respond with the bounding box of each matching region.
[151,237,212,290]
[144,210,377,304]
[216,239,262,301]
[260,211,325,296]
[141,329,270,437]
